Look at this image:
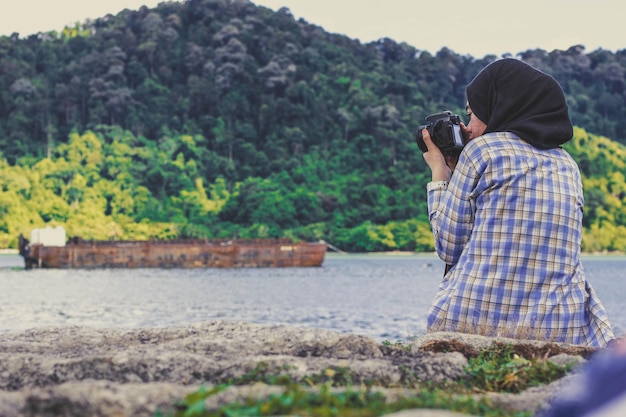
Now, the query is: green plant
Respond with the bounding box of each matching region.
[223,362,296,386]
[165,382,530,417]
[463,344,572,393]
[159,352,553,417]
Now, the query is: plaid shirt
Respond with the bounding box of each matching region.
[427,132,614,347]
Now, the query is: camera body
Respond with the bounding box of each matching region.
[415,111,465,155]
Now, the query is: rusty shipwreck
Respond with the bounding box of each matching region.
[18,227,327,269]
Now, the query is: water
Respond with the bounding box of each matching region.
[1,253,625,341]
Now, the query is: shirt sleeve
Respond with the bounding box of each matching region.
[427,147,481,266]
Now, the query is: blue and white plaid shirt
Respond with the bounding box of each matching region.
[427,132,614,347]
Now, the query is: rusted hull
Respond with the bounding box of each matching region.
[20,239,327,269]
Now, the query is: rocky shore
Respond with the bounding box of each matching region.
[0,321,592,417]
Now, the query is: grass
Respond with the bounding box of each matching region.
[156,343,576,417]
[163,383,528,417]
[462,344,572,393]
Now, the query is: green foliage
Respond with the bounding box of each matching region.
[333,222,396,252]
[563,127,626,251]
[3,1,624,170]
[2,126,626,253]
[1,3,626,251]
[463,345,571,394]
[162,353,552,417]
[172,383,393,417]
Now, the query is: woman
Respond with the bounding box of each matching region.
[421,58,614,347]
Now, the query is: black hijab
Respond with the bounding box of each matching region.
[466,58,573,149]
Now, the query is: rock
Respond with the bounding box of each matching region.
[385,410,478,417]
[0,381,190,417]
[548,353,587,369]
[413,331,596,359]
[0,321,589,417]
[485,373,582,414]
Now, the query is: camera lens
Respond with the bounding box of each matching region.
[415,125,429,153]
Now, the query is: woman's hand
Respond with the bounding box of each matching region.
[421,128,454,182]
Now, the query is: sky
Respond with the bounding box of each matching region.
[1,0,624,58]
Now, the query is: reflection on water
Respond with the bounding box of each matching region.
[1,253,624,341]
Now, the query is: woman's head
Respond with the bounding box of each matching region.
[466,58,573,149]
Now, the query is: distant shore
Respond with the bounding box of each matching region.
[1,248,624,257]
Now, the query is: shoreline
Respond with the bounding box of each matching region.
[2,248,625,257]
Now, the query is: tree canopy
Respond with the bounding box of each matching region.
[1,0,626,252]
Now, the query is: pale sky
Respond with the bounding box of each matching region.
[1,0,624,58]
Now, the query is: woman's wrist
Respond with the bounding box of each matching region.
[431,167,452,182]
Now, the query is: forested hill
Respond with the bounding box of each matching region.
[1,0,626,252]
[3,0,626,161]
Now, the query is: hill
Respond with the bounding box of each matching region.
[1,0,625,251]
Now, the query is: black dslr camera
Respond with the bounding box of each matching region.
[415,111,465,155]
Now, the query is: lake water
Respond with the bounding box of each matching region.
[1,253,625,342]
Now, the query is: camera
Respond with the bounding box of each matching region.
[415,111,465,155]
